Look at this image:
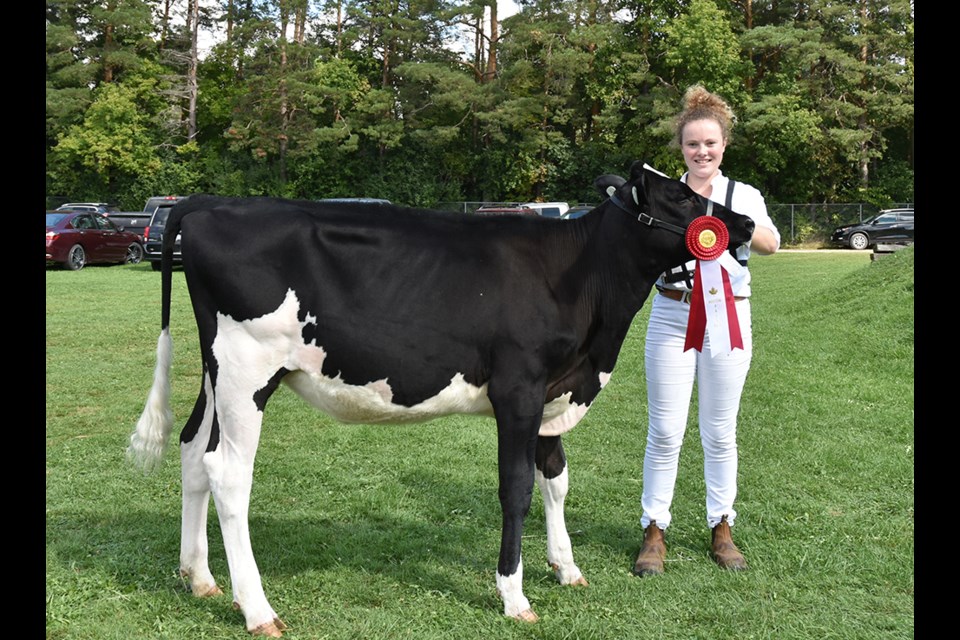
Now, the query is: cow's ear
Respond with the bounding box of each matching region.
[594,174,626,198]
[629,160,647,179]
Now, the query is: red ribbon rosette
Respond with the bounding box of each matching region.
[686,215,729,261]
[682,216,744,355]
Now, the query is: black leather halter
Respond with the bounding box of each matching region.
[609,192,688,236]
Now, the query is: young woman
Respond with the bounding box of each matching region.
[634,85,780,576]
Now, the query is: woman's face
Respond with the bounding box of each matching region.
[681,118,726,183]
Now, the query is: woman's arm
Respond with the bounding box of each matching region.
[750,226,779,255]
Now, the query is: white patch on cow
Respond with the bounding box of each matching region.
[537,371,611,436]
[538,396,588,437]
[496,558,531,618]
[642,163,669,178]
[536,467,584,586]
[212,289,497,424]
[212,290,612,434]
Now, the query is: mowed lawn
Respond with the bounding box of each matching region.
[46,248,913,640]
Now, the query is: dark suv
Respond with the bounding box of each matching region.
[143,204,181,270]
[830,208,914,250]
[143,195,185,215]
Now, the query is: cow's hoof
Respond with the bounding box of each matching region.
[250,618,287,637]
[199,584,223,597]
[512,609,539,623]
[550,563,589,587]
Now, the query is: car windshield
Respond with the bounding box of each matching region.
[46,213,70,226]
[152,207,172,226]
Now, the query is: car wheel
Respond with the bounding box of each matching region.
[150,261,162,271]
[125,243,144,264]
[65,244,86,271]
[849,232,869,250]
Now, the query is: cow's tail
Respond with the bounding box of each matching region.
[128,200,188,472]
[128,329,174,472]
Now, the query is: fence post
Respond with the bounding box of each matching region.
[790,204,796,244]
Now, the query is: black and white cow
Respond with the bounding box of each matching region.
[128,161,754,636]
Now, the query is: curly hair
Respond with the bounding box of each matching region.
[674,85,736,146]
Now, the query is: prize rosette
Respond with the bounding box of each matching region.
[682,216,744,356]
[686,215,729,260]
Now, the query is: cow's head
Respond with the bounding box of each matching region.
[601,161,755,264]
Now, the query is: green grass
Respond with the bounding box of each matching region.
[46,249,913,639]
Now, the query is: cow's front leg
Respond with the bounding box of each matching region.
[490,378,545,623]
[535,435,587,587]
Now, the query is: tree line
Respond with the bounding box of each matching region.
[45,0,914,213]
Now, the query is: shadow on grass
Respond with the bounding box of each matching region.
[47,467,643,616]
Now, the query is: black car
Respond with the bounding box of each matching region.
[143,204,181,270]
[830,208,914,250]
[103,212,151,243]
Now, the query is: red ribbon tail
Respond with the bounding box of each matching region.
[722,270,743,350]
[684,261,706,352]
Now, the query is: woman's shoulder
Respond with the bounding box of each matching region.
[727,177,763,198]
[727,179,768,211]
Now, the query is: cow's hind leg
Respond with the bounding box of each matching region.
[206,369,288,637]
[535,436,587,587]
[179,370,223,598]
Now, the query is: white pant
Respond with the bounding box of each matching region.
[640,293,753,530]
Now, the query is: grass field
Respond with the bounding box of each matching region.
[46,248,914,639]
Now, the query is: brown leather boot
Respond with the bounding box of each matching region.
[710,515,747,571]
[633,521,666,576]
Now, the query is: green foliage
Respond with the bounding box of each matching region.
[49,82,163,202]
[663,0,750,103]
[125,143,205,208]
[735,93,824,200]
[45,0,913,210]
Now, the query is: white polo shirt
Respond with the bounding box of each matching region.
[656,171,780,298]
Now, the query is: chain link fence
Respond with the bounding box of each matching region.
[767,202,913,245]
[439,201,914,247]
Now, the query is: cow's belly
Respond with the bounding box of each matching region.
[282,369,495,424]
[213,288,598,434]
[284,370,592,434]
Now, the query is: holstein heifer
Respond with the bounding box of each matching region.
[128,161,754,636]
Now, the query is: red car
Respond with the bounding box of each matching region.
[46,210,145,270]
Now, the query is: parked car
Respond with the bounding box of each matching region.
[475,202,571,218]
[830,208,914,250]
[143,203,181,270]
[102,212,152,243]
[55,202,121,214]
[46,210,144,270]
[520,202,570,218]
[316,197,392,205]
[143,195,185,215]
[475,205,539,216]
[561,205,593,220]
